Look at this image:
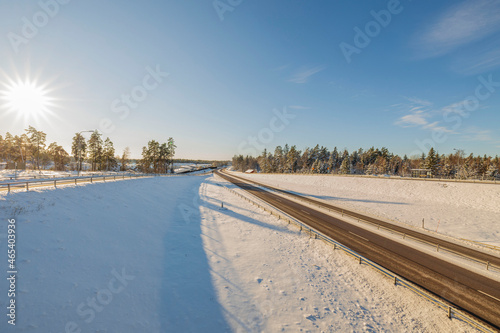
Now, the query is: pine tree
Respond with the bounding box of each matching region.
[25,126,47,170]
[339,157,350,174]
[120,147,130,171]
[285,145,300,173]
[87,130,103,171]
[72,133,88,172]
[331,147,339,171]
[103,138,116,171]
[274,146,284,173]
[47,143,69,170]
[487,164,499,179]
[259,149,270,173]
[3,133,14,165]
[167,137,176,173]
[425,148,438,176]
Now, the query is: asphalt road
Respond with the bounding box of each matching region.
[224,171,500,268]
[216,170,500,329]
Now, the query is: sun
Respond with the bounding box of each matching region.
[1,80,52,119]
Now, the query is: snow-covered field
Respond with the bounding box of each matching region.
[0,174,481,332]
[232,172,500,248]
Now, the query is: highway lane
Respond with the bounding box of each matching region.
[222,170,500,268]
[216,170,500,329]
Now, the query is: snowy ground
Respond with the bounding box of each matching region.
[231,172,500,248]
[0,174,481,332]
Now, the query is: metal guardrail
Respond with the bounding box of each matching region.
[217,176,498,333]
[0,172,128,181]
[244,172,500,185]
[1,170,216,193]
[0,173,157,193]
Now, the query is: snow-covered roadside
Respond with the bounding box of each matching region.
[0,175,481,332]
[202,176,477,332]
[230,172,500,248]
[0,176,230,332]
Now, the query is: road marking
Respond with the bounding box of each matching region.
[477,290,500,303]
[301,209,310,215]
[349,231,369,242]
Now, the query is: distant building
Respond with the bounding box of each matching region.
[411,169,432,178]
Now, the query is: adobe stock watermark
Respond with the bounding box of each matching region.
[7,0,71,54]
[339,0,407,64]
[65,267,135,333]
[237,107,296,156]
[99,65,169,134]
[213,0,243,21]
[412,74,500,156]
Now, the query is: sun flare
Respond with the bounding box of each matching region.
[1,80,53,120]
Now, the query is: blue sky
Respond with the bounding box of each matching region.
[1,0,499,159]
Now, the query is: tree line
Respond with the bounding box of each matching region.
[232,145,500,180]
[0,126,177,174]
[0,126,70,171]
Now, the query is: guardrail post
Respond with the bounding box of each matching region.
[54,180,57,188]
[26,182,29,191]
[8,184,10,193]
[75,179,77,185]
[448,307,451,319]
[359,256,362,264]
[91,176,93,183]
[436,244,440,252]
[486,261,490,270]
[422,218,425,228]
[394,276,397,285]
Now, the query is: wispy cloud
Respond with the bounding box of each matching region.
[461,127,494,141]
[424,121,455,133]
[396,110,429,127]
[288,105,311,110]
[273,64,291,72]
[451,46,500,75]
[394,97,433,127]
[288,65,326,84]
[415,0,500,58]
[394,97,455,133]
[406,97,433,107]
